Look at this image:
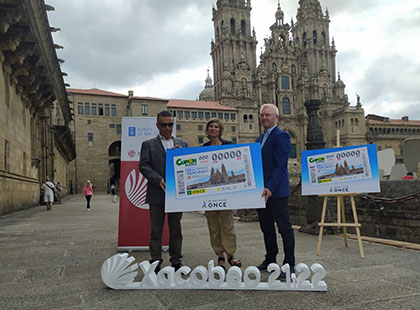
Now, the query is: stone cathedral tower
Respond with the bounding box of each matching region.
[210,0,260,142]
[210,0,366,157]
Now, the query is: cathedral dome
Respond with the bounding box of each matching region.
[199,70,215,101]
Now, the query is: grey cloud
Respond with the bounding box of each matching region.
[169,80,204,100]
[321,0,381,15]
[355,54,420,118]
[335,50,362,73]
[48,0,214,89]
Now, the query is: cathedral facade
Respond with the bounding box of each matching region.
[210,0,367,161]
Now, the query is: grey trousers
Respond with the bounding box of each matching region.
[149,204,183,264]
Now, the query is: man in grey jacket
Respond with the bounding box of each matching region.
[139,111,188,272]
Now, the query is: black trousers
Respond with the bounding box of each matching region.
[85,195,92,209]
[257,197,295,267]
[149,204,183,264]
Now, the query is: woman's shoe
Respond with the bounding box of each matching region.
[217,256,226,271]
[227,255,242,267]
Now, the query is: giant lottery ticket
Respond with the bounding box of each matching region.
[308,146,371,186]
[165,143,265,213]
[301,144,380,196]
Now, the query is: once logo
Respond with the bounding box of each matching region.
[329,187,349,193]
[128,150,137,158]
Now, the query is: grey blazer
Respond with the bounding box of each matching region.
[139,136,188,204]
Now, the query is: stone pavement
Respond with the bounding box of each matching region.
[1,193,419,310]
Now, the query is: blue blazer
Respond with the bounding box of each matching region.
[256,126,291,198]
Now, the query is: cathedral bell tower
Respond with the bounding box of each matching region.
[210,0,257,108]
[210,0,260,143]
[291,0,337,83]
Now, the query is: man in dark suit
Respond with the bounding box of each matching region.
[255,103,295,279]
[139,111,188,272]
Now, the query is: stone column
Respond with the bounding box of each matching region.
[304,99,325,150]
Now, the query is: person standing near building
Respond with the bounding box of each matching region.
[139,111,188,273]
[255,103,295,279]
[202,119,241,269]
[82,180,94,211]
[41,176,55,211]
[56,182,63,204]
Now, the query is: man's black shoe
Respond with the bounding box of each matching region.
[149,259,162,274]
[256,260,276,271]
[171,262,183,271]
[279,267,295,280]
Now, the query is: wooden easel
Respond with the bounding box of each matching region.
[316,130,365,258]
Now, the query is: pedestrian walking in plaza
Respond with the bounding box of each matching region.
[202,119,241,270]
[41,176,55,211]
[139,110,188,273]
[82,180,94,211]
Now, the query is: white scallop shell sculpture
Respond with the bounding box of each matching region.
[125,169,149,209]
[101,253,139,289]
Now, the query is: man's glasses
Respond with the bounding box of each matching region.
[158,122,174,128]
[259,113,276,117]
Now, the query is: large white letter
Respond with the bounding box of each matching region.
[191,266,208,287]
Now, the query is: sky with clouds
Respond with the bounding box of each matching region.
[47,0,420,120]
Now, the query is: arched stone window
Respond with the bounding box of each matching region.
[355,119,359,126]
[282,97,291,115]
[281,76,290,89]
[230,18,236,34]
[291,64,296,74]
[243,114,248,123]
[322,31,326,44]
[241,20,246,35]
[109,141,121,157]
[313,30,317,44]
[351,119,354,126]
[303,32,307,47]
[249,114,253,123]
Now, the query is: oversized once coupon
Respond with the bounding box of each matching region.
[308,146,372,185]
[301,144,380,195]
[165,143,265,213]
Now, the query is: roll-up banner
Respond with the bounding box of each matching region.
[118,117,170,251]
